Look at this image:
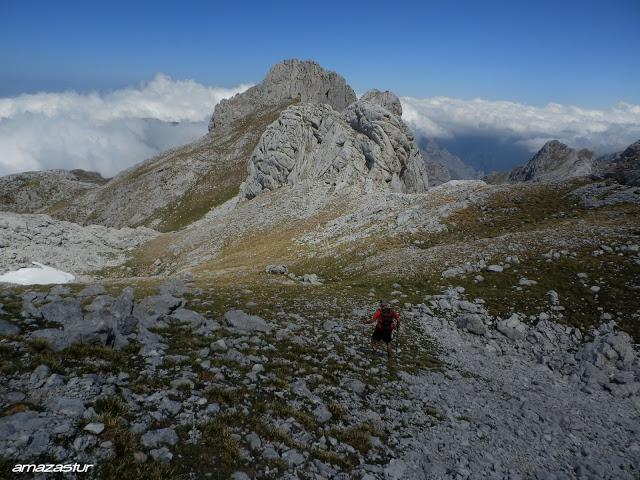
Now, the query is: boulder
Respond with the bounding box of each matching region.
[265,264,288,275]
[47,396,85,417]
[313,404,333,423]
[39,298,83,325]
[455,314,487,335]
[0,319,20,335]
[301,273,322,285]
[0,411,53,456]
[170,308,206,328]
[224,310,270,333]
[84,422,105,435]
[30,328,70,351]
[497,314,528,340]
[141,428,179,448]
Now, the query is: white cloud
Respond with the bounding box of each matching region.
[2,78,638,177]
[401,96,640,154]
[0,74,250,176]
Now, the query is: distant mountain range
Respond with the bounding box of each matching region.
[484,139,640,185]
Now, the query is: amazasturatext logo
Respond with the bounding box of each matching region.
[12,463,94,473]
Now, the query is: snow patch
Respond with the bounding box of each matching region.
[0,262,75,285]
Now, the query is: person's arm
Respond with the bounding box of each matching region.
[365,309,380,324]
[393,310,400,329]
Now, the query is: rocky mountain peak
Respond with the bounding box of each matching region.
[508,139,594,183]
[208,59,356,136]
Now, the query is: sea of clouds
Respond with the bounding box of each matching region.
[1,74,639,177]
[401,96,640,155]
[0,74,250,177]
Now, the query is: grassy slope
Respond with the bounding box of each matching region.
[143,101,296,232]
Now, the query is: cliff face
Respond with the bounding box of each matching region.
[241,91,429,199]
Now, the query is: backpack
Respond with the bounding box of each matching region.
[380,308,395,332]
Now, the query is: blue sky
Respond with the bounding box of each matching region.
[1,0,639,107]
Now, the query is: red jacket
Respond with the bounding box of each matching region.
[372,308,400,331]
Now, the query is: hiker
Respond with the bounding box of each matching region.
[364,300,400,357]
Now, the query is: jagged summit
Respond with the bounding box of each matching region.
[508,139,593,183]
[208,59,357,135]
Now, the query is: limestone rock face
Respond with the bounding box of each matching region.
[343,100,429,193]
[209,59,356,136]
[508,140,593,183]
[360,89,403,116]
[241,98,429,199]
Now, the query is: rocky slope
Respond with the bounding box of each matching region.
[507,140,594,183]
[0,212,157,279]
[595,139,640,186]
[0,270,638,479]
[0,169,106,214]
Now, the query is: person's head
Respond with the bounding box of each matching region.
[379,300,390,311]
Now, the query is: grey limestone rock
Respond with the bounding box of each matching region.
[0,169,106,214]
[595,139,640,186]
[425,160,451,187]
[242,98,429,199]
[497,314,528,341]
[209,59,356,135]
[141,428,179,448]
[224,310,270,333]
[508,140,593,183]
[360,89,403,116]
[0,319,20,335]
[265,264,288,275]
[456,313,487,335]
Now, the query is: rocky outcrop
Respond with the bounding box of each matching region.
[0,169,106,214]
[209,59,356,136]
[508,140,594,183]
[0,212,156,277]
[241,93,429,198]
[595,139,640,186]
[359,89,403,116]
